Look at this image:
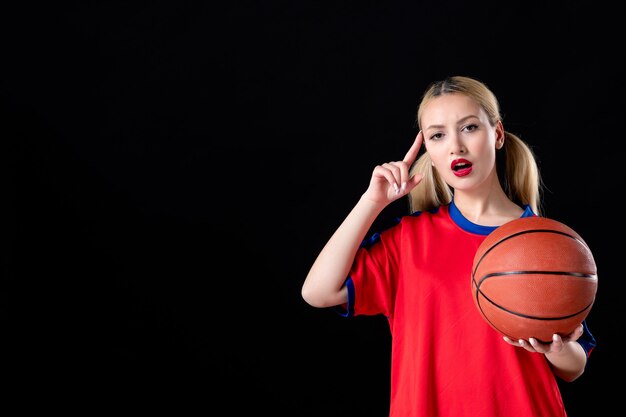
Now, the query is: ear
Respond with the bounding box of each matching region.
[495,120,505,149]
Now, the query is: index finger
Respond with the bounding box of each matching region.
[403,130,424,164]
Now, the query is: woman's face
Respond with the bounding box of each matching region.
[421,93,504,192]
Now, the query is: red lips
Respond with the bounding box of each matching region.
[451,158,473,177]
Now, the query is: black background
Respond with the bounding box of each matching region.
[2,1,623,415]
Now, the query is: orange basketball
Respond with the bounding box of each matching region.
[471,216,598,343]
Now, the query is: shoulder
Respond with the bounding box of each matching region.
[400,205,448,229]
[405,205,446,221]
[391,205,448,233]
[360,206,446,249]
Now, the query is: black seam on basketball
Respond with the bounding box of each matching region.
[472,271,598,311]
[470,271,596,302]
[471,228,590,280]
[474,288,594,321]
[477,271,598,287]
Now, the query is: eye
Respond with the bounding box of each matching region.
[463,124,479,132]
[429,132,444,141]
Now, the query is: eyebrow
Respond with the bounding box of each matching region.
[424,115,481,131]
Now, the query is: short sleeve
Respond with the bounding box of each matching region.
[578,320,596,358]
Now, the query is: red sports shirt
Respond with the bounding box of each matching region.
[339,201,595,417]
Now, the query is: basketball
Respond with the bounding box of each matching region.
[471,216,598,343]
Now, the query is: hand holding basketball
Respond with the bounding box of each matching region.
[502,323,584,353]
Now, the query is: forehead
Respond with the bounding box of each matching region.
[421,93,485,127]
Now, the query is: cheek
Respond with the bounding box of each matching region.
[471,141,492,157]
[484,143,499,158]
[426,147,444,166]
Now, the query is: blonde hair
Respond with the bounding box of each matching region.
[408,76,543,216]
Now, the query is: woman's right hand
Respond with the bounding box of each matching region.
[362,131,425,206]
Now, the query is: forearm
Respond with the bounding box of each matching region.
[545,341,587,382]
[301,196,386,308]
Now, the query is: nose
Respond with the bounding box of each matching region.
[449,134,466,155]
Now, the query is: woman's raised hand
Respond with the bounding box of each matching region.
[362,131,424,206]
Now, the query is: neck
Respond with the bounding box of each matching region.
[452,186,522,227]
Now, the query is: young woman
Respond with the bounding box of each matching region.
[301,76,596,416]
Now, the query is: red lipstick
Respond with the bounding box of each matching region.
[451,158,473,177]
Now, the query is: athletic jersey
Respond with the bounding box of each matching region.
[339,201,596,417]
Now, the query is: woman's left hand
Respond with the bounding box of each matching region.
[502,324,584,354]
